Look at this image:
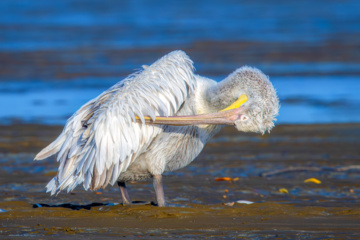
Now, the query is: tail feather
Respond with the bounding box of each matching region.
[34,132,67,160]
[46,177,57,195]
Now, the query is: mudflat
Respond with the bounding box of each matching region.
[0,123,359,239]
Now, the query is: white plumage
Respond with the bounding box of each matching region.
[36,51,195,193]
[35,50,279,206]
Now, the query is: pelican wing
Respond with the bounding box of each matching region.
[35,50,196,194]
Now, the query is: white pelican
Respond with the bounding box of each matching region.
[35,50,279,207]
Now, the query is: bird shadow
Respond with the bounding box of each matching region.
[32,201,156,210]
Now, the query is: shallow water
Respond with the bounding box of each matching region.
[1,75,360,125]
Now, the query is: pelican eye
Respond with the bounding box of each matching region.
[240,115,249,122]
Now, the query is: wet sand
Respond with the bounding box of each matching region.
[1,123,359,239]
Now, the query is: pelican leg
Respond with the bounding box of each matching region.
[117,181,132,205]
[153,175,166,207]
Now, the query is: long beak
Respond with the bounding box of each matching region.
[136,94,248,126]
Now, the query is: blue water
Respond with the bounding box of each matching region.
[1,75,359,125]
[0,0,359,125]
[1,0,359,50]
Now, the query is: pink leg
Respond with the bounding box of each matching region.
[153,175,166,207]
[118,181,132,205]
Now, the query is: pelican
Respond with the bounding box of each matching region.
[35,50,279,207]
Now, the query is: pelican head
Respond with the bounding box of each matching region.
[207,66,279,134]
[137,66,279,134]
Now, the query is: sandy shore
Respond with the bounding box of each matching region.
[0,123,359,239]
